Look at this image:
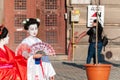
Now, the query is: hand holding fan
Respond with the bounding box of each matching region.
[30,42,56,56]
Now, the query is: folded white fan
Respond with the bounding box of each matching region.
[30,42,55,55]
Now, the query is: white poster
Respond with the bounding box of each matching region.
[87,5,104,27]
[71,9,80,22]
[71,0,90,4]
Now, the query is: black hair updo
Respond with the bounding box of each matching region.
[22,18,40,30]
[0,25,8,40]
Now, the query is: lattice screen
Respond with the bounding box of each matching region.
[46,31,57,43]
[14,0,26,10]
[14,31,27,43]
[14,14,26,27]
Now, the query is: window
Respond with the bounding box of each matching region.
[14,14,26,27]
[15,0,26,10]
[45,0,57,9]
[14,31,27,43]
[46,31,57,43]
[45,12,57,26]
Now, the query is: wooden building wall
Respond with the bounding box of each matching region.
[66,0,120,61]
[4,0,66,54]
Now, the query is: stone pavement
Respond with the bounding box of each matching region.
[50,60,120,80]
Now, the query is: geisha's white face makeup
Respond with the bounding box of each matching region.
[28,24,38,37]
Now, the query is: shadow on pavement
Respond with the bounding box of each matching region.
[100,53,120,67]
[62,62,86,70]
[101,60,120,67]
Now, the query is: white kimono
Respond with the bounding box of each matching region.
[21,36,56,80]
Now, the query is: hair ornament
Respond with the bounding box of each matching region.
[26,19,29,21]
[36,18,40,22]
[22,20,26,24]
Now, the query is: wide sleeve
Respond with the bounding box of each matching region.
[15,43,31,59]
[0,46,27,80]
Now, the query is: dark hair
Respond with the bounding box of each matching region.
[0,25,8,39]
[23,18,40,30]
[93,19,102,27]
[93,19,97,23]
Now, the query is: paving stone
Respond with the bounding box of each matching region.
[51,60,120,80]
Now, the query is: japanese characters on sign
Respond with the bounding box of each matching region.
[87,5,104,27]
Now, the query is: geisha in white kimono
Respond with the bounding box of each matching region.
[16,18,56,80]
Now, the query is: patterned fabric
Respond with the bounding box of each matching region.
[30,42,56,56]
[16,36,56,80]
[16,43,31,56]
[0,46,27,80]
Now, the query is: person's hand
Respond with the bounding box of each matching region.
[33,53,43,59]
[22,51,29,59]
[48,53,56,56]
